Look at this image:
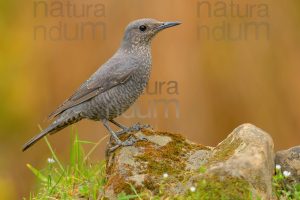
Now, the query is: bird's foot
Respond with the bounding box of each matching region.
[115,123,152,136]
[108,134,148,152]
[130,122,152,131]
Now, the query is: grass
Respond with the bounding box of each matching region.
[25,127,108,200]
[273,166,300,200]
[24,128,300,200]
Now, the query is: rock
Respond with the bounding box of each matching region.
[104,129,210,199]
[201,123,275,199]
[275,146,300,184]
[103,124,274,199]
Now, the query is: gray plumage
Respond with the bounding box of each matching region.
[22,18,180,151]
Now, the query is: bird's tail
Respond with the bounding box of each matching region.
[22,123,60,152]
[22,113,83,151]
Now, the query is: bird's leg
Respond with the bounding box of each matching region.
[109,119,129,136]
[110,120,149,145]
[109,119,128,129]
[103,119,122,145]
[103,119,147,152]
[108,135,141,152]
[109,119,151,136]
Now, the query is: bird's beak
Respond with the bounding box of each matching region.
[156,21,181,31]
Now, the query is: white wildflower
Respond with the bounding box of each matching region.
[163,173,169,178]
[275,164,281,170]
[190,186,196,192]
[47,158,55,164]
[283,170,291,177]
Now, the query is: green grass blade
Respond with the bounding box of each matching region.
[26,164,48,183]
[37,125,65,173]
[70,130,84,168]
[129,183,142,200]
[44,136,65,173]
[84,134,109,162]
[77,140,97,145]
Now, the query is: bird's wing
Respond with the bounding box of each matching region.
[48,62,135,119]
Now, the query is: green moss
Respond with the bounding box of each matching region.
[130,130,208,193]
[206,135,242,166]
[185,175,252,200]
[135,130,207,176]
[106,175,130,194]
[107,130,249,198]
[143,176,159,194]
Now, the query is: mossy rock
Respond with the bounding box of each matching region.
[103,124,274,199]
[184,175,252,200]
[104,129,210,198]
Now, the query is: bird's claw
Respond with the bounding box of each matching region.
[131,122,152,131]
[116,123,152,136]
[115,123,152,136]
[108,134,148,152]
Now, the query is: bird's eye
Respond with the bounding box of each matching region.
[139,25,147,32]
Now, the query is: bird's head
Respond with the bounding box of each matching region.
[121,18,181,48]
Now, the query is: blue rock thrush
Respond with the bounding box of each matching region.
[22,18,181,152]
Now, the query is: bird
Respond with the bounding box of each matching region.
[22,18,181,152]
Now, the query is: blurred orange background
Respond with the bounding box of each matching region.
[1,0,300,199]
